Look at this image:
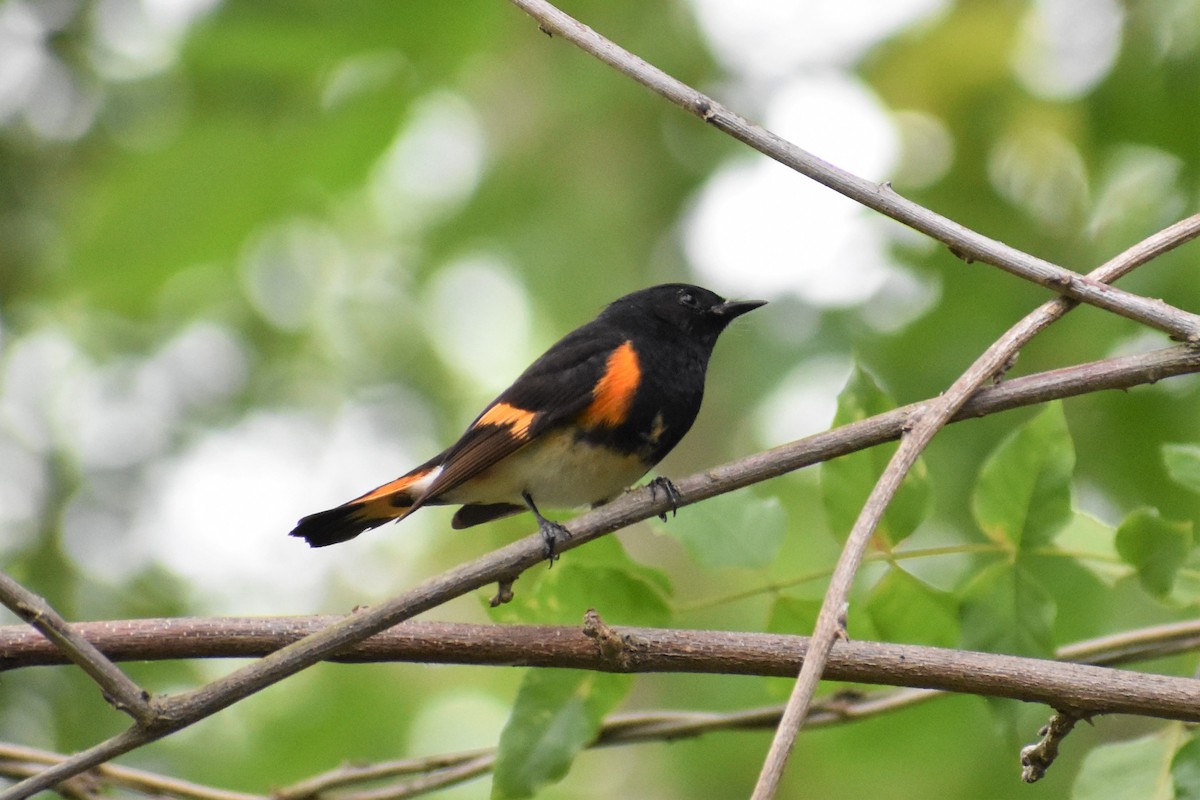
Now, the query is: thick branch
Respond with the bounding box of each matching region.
[3,617,1199,723]
[7,616,1200,674]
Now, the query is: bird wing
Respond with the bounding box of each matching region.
[413,328,640,507]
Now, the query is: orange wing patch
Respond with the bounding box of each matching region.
[580,340,641,428]
[474,402,537,439]
[415,403,539,507]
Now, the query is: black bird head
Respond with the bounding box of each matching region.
[603,283,766,347]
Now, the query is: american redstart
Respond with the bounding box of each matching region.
[289,283,765,557]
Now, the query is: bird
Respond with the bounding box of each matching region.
[289,283,765,558]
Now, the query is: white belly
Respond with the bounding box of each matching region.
[443,428,651,509]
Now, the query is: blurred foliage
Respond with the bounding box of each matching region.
[3,0,1200,798]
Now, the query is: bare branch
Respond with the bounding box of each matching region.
[0,614,1195,800]
[0,573,154,725]
[4,615,1199,799]
[506,0,1200,342]
[2,617,1200,722]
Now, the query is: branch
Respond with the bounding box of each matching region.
[9,615,1199,676]
[2,616,1199,722]
[0,573,154,725]
[506,0,1200,342]
[759,216,1200,793]
[4,340,1199,798]
[9,614,1200,690]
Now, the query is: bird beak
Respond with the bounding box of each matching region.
[713,298,767,319]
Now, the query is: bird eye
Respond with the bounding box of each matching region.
[678,291,699,308]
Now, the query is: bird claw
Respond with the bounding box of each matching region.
[648,476,682,522]
[538,519,571,565]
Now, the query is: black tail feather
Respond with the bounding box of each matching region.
[289,504,391,548]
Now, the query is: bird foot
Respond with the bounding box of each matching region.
[522,491,570,566]
[538,518,571,565]
[648,476,682,522]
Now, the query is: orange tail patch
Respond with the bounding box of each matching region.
[290,467,435,548]
[352,469,432,505]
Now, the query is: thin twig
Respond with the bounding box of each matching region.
[506,0,1200,342]
[277,750,494,799]
[1058,619,1200,665]
[0,573,154,725]
[334,756,496,800]
[755,217,1200,797]
[1020,711,1083,783]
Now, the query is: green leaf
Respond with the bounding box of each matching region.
[959,561,1056,657]
[662,490,787,570]
[1173,732,1200,800]
[972,402,1075,551]
[489,556,672,628]
[766,595,822,635]
[1053,511,1124,587]
[866,567,959,648]
[1164,443,1200,494]
[565,533,673,596]
[1115,507,1194,598]
[822,366,931,547]
[1172,568,1200,608]
[493,670,631,799]
[1073,731,1176,800]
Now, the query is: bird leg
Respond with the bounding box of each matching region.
[522,491,570,564]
